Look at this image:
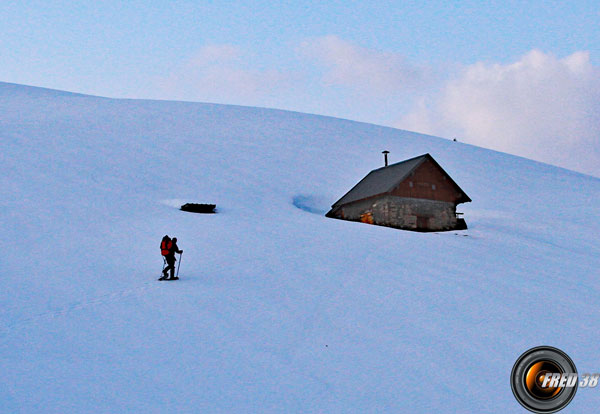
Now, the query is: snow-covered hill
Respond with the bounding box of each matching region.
[1,82,599,413]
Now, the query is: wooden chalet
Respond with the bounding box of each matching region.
[326,153,471,231]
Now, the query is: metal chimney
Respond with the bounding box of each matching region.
[382,150,390,167]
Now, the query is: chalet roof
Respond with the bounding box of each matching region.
[331,153,471,208]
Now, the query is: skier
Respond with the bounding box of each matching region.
[161,236,183,280]
[159,235,172,280]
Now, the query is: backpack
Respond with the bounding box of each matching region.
[161,238,172,256]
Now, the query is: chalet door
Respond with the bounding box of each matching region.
[416,216,429,229]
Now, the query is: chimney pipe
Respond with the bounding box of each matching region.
[382,150,390,167]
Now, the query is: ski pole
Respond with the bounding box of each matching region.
[176,252,182,278]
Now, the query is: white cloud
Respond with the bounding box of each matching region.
[399,50,600,176]
[158,42,600,176]
[300,35,429,96]
[158,44,293,105]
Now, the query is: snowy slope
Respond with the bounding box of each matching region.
[1,81,599,413]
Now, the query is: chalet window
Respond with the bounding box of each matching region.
[432,184,436,190]
[409,181,413,187]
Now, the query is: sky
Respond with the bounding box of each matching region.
[2,1,599,176]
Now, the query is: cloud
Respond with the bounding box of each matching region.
[300,35,429,96]
[399,50,600,176]
[158,42,600,176]
[158,44,294,105]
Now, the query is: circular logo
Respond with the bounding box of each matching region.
[511,346,578,413]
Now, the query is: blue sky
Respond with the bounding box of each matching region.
[2,1,599,175]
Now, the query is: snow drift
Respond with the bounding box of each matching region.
[1,82,599,412]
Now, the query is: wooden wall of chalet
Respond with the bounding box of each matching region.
[389,158,464,203]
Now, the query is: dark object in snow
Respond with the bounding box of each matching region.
[326,153,471,232]
[180,203,216,213]
[455,214,468,230]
